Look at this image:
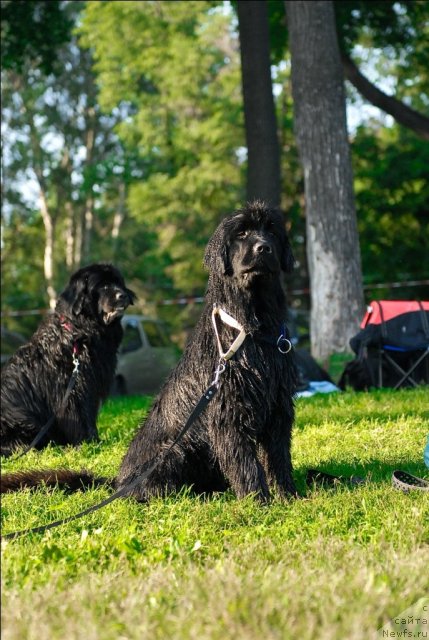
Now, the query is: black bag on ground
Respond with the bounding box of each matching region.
[337,351,378,391]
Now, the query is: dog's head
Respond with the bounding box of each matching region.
[58,263,136,325]
[204,201,294,284]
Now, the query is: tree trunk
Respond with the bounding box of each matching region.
[74,211,83,267]
[83,196,94,263]
[65,201,74,269]
[28,113,58,308]
[111,181,126,257]
[237,0,281,208]
[285,0,364,362]
[39,189,57,308]
[82,106,96,263]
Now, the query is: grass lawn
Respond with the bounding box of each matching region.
[1,388,428,640]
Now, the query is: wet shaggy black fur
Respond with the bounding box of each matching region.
[1,202,297,503]
[0,263,135,457]
[116,201,298,502]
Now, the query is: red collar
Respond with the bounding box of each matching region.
[60,315,74,332]
[60,316,80,356]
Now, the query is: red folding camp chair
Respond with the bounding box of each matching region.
[352,301,429,389]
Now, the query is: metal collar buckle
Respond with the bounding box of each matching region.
[277,335,292,354]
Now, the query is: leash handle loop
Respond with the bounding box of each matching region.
[211,304,247,360]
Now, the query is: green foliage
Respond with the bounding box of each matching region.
[0,209,46,335]
[1,389,428,639]
[1,0,428,341]
[336,1,429,116]
[352,124,429,298]
[335,1,429,57]
[78,1,245,297]
[1,2,148,312]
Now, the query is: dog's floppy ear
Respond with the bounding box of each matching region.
[281,239,295,273]
[203,222,232,276]
[126,288,137,305]
[60,275,90,316]
[270,209,295,274]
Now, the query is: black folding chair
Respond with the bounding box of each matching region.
[350,300,429,390]
[377,344,429,389]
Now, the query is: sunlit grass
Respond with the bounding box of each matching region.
[1,387,428,640]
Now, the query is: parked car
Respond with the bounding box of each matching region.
[1,328,26,367]
[112,315,180,395]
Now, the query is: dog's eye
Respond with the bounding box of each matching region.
[237,230,248,239]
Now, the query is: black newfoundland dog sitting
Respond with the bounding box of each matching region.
[0,263,135,457]
[2,202,297,503]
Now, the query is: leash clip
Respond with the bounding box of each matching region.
[72,348,80,374]
[212,359,226,387]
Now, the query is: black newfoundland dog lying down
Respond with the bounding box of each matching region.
[2,202,297,502]
[0,264,135,457]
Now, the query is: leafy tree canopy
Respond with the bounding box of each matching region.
[2,0,428,340]
[78,1,245,297]
[353,125,429,297]
[266,1,428,111]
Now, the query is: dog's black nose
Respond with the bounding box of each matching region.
[254,241,272,254]
[116,291,130,304]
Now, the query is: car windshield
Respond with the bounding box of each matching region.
[121,325,143,353]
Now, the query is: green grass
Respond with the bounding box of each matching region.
[1,388,428,640]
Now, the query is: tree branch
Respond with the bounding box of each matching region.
[341,52,429,140]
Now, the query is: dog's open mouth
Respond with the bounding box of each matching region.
[242,265,273,278]
[242,254,277,276]
[103,307,125,324]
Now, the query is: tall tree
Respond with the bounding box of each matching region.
[236,1,281,207]
[79,1,244,300]
[1,2,139,309]
[285,0,365,361]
